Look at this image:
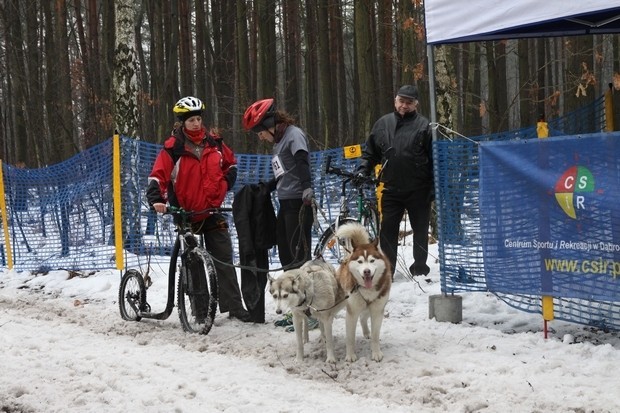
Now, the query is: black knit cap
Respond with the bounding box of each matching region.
[397,85,418,100]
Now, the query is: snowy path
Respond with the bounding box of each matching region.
[1,266,620,412]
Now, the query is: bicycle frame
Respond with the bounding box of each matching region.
[325,156,380,232]
[314,157,381,262]
[125,216,194,321]
[119,206,230,333]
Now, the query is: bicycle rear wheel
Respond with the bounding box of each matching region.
[314,217,358,265]
[119,269,146,321]
[177,250,219,334]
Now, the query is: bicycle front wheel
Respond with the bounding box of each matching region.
[361,205,381,241]
[118,269,146,321]
[177,250,219,335]
[314,218,359,265]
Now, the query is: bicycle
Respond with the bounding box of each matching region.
[118,206,231,335]
[314,155,382,264]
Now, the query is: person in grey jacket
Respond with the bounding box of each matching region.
[356,85,434,277]
[242,98,314,269]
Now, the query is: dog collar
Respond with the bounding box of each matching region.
[296,292,313,308]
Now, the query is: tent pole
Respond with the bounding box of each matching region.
[427,44,438,141]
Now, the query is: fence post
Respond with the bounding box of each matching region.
[113,133,124,270]
[0,160,13,269]
[605,83,615,132]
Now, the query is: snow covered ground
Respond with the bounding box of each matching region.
[1,241,619,413]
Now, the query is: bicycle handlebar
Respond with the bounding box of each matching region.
[324,156,377,186]
[164,206,233,217]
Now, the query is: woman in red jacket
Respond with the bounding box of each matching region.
[147,96,251,323]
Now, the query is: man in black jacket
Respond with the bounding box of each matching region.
[356,85,434,277]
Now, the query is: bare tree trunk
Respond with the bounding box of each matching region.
[318,2,337,148]
[145,2,170,142]
[178,0,193,94]
[135,0,154,140]
[354,0,378,139]
[480,43,490,134]
[74,0,102,149]
[55,0,75,156]
[115,0,143,253]
[465,44,478,135]
[22,3,44,165]
[210,1,236,138]
[599,35,614,96]
[87,0,104,141]
[164,1,180,122]
[42,0,74,164]
[100,0,115,137]
[519,39,534,126]
[536,38,547,120]
[434,45,454,131]
[555,38,565,117]
[282,0,301,120]
[195,0,208,102]
[485,41,500,132]
[304,0,320,142]
[255,0,277,98]
[506,39,520,130]
[113,0,139,137]
[234,0,252,151]
[5,1,28,164]
[494,41,508,131]
[377,0,393,114]
[328,1,349,146]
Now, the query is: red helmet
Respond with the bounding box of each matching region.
[242,98,276,132]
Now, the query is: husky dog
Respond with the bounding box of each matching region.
[269,259,346,363]
[335,222,392,362]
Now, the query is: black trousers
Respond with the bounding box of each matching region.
[379,187,432,272]
[276,199,313,269]
[193,214,245,313]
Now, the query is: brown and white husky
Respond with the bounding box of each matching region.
[335,222,392,362]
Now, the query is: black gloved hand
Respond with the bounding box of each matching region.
[354,171,373,186]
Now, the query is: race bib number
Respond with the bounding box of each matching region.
[271,155,285,179]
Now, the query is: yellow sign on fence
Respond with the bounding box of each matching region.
[343,144,362,159]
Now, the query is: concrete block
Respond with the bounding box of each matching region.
[429,294,462,323]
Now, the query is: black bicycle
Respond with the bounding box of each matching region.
[314,156,381,264]
[118,207,231,335]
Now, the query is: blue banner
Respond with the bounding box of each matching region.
[479,132,620,302]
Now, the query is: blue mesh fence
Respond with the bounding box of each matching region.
[1,140,115,271]
[1,93,616,330]
[0,141,361,273]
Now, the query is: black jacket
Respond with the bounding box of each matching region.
[232,184,276,323]
[357,111,433,192]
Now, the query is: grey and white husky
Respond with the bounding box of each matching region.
[269,259,346,363]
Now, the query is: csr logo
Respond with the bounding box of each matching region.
[554,166,594,219]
